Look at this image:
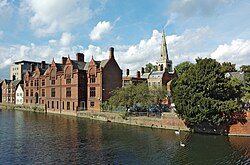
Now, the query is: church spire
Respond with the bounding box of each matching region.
[160,30,169,60]
[156,29,173,72]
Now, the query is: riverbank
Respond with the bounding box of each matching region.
[77,111,189,131]
[1,103,250,136]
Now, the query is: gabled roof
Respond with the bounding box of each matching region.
[92,59,108,68]
[18,84,24,90]
[2,79,11,85]
[228,72,245,82]
[85,59,109,70]
[149,71,165,79]
[12,80,22,87]
[2,79,22,87]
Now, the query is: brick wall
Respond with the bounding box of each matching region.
[229,111,250,136]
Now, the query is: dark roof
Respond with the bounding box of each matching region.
[38,68,47,75]
[14,60,48,65]
[3,79,11,85]
[71,60,87,70]
[55,63,64,71]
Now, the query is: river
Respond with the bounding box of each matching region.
[0,110,249,164]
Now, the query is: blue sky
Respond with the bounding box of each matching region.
[0,0,250,79]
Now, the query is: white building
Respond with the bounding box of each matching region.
[16,84,24,105]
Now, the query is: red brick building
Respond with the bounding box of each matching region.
[87,47,122,111]
[23,47,122,114]
[24,61,47,105]
[44,53,87,115]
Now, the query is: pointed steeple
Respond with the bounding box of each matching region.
[160,30,169,60]
[156,30,173,72]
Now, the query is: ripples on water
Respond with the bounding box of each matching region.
[0,110,249,164]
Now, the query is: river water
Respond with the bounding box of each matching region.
[0,110,249,165]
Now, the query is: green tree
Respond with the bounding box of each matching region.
[175,61,194,76]
[240,65,250,103]
[145,63,157,73]
[171,58,243,127]
[221,62,236,73]
[108,83,168,110]
[109,83,153,109]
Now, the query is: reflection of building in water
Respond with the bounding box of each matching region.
[22,112,80,163]
[83,121,105,163]
[229,136,250,158]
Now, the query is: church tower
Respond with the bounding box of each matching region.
[156,30,173,72]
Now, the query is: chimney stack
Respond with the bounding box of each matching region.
[41,61,45,69]
[141,67,144,75]
[136,71,140,78]
[62,57,67,65]
[109,47,114,59]
[30,64,35,72]
[76,53,84,62]
[126,69,129,76]
[12,75,16,81]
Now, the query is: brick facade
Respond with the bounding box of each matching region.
[23,47,122,114]
[87,47,122,111]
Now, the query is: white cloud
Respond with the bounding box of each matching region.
[21,0,92,37]
[1,27,249,79]
[89,21,113,41]
[60,32,74,47]
[211,39,250,68]
[85,28,213,74]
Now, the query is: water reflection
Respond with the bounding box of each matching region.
[0,110,249,164]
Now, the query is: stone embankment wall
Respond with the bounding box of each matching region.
[77,111,189,131]
[77,111,250,136]
[0,103,45,113]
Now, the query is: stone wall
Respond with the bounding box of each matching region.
[77,111,250,136]
[77,111,189,131]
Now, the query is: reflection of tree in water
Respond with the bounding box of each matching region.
[77,120,193,164]
[170,133,249,165]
